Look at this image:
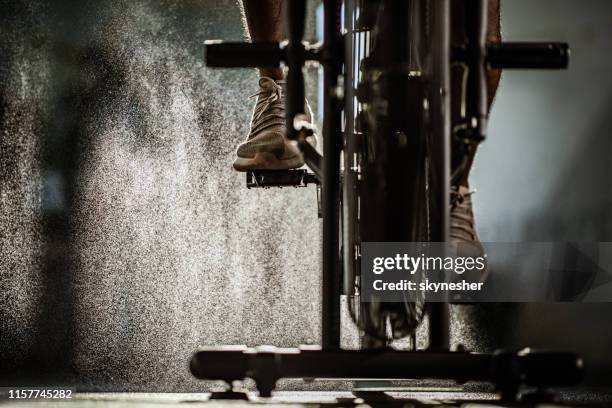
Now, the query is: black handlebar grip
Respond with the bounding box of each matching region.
[205,41,283,68]
[487,42,569,69]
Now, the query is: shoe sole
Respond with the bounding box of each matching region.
[233,152,305,172]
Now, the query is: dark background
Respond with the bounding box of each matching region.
[1,0,611,391]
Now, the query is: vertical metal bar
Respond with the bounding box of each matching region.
[342,0,355,296]
[428,0,451,350]
[321,0,342,350]
[428,304,449,350]
[284,0,307,140]
[464,0,488,141]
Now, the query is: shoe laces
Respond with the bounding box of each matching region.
[450,186,475,208]
[250,77,284,125]
[450,186,477,240]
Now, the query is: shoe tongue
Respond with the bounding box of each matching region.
[259,76,283,90]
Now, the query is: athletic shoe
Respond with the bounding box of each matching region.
[233,77,315,171]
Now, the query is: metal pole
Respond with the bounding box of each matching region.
[321,0,342,350]
[428,0,451,350]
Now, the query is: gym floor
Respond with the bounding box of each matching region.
[3,389,612,407]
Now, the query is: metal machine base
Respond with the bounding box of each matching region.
[190,346,582,399]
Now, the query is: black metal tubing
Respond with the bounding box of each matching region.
[204,41,284,68]
[284,0,307,140]
[341,0,356,298]
[463,0,488,142]
[320,0,343,351]
[427,0,452,350]
[190,347,583,397]
[487,42,569,69]
[428,303,450,350]
[299,141,322,180]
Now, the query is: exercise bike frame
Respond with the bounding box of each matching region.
[194,0,576,401]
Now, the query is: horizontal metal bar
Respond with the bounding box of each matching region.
[191,347,582,389]
[487,42,569,69]
[205,40,284,68]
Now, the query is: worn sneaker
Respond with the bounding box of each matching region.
[450,185,488,281]
[450,186,479,243]
[233,77,314,171]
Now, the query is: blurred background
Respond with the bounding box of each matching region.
[1,0,611,392]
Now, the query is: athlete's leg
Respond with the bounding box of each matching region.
[234,0,316,171]
[449,0,501,254]
[240,0,284,80]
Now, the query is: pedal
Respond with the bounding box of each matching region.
[246,169,319,188]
